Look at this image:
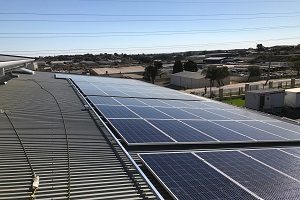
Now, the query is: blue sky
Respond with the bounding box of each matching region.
[1,0,300,56]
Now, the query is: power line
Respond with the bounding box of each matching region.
[1,14,300,23]
[1,25,299,35]
[0,11,300,17]
[2,36,300,55]
[83,0,300,4]
[0,25,299,38]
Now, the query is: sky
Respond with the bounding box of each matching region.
[1,0,300,56]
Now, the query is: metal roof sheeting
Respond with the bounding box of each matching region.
[0,73,157,199]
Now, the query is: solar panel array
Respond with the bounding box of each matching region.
[56,74,300,200]
[140,148,300,200]
[56,74,300,145]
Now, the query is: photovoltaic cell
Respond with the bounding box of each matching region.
[183,120,252,141]
[88,96,120,105]
[108,119,173,144]
[138,99,172,107]
[198,151,300,200]
[155,107,201,119]
[140,153,256,200]
[242,121,300,140]
[243,149,300,180]
[95,105,139,118]
[127,106,172,119]
[207,109,252,120]
[148,120,216,142]
[181,108,228,120]
[215,121,284,141]
[114,97,147,106]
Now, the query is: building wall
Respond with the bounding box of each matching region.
[285,92,300,108]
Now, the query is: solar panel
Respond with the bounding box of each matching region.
[181,108,228,120]
[108,119,174,144]
[206,109,253,120]
[148,120,216,142]
[243,149,300,180]
[198,150,300,200]
[242,121,300,140]
[155,107,201,119]
[183,120,253,141]
[215,121,285,141]
[138,98,172,107]
[140,153,256,200]
[114,98,147,106]
[127,106,172,119]
[88,96,120,105]
[95,105,139,118]
[57,74,300,145]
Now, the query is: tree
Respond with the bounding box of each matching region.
[153,60,163,69]
[143,64,158,84]
[257,44,265,53]
[173,60,183,74]
[247,66,261,81]
[202,66,229,97]
[184,60,198,72]
[215,66,229,86]
[290,60,300,78]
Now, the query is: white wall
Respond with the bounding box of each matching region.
[285,92,300,108]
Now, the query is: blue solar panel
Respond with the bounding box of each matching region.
[88,96,121,105]
[207,109,252,120]
[148,120,216,142]
[138,99,172,107]
[96,105,139,118]
[183,120,253,141]
[108,119,173,144]
[103,90,129,97]
[198,151,300,200]
[266,121,300,133]
[180,101,214,108]
[282,148,300,157]
[242,121,300,140]
[127,106,172,119]
[160,100,193,108]
[215,121,284,141]
[140,153,256,200]
[226,109,275,120]
[155,107,201,119]
[181,108,228,120]
[243,149,300,180]
[114,97,147,106]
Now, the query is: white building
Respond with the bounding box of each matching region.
[285,88,300,108]
[170,71,229,89]
[245,89,285,111]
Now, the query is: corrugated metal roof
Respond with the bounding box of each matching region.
[0,73,158,199]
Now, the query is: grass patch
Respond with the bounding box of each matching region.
[222,98,245,107]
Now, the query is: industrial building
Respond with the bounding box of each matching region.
[1,63,300,199]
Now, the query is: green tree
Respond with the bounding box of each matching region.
[257,44,265,53]
[184,60,198,72]
[143,64,158,84]
[247,66,261,81]
[216,66,229,86]
[290,60,300,78]
[173,60,183,74]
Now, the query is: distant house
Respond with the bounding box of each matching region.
[171,71,229,89]
[80,61,99,68]
[90,66,145,78]
[204,57,227,64]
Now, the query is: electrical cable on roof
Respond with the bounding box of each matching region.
[30,79,71,199]
[3,111,39,199]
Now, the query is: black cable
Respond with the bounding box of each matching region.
[30,80,71,199]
